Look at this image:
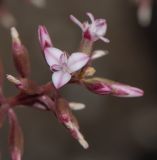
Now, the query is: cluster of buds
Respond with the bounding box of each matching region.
[0,0,46,28]
[0,13,144,160]
[132,0,153,26]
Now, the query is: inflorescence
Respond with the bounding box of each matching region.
[0,13,144,160]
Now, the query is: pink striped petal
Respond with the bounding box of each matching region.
[67,53,89,73]
[44,47,63,66]
[95,19,107,36]
[52,71,71,89]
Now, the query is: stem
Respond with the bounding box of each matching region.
[79,38,93,55]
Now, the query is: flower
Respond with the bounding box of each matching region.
[44,47,89,89]
[70,12,109,43]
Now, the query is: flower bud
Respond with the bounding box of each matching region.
[11,27,30,78]
[83,78,144,97]
[83,78,111,95]
[110,83,144,97]
[38,25,53,51]
[56,98,89,149]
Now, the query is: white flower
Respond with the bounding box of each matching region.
[44,47,89,89]
[70,12,109,43]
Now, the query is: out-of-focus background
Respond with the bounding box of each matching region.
[0,0,157,160]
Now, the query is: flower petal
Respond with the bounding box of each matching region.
[99,36,110,43]
[70,15,84,31]
[91,50,109,60]
[95,19,107,36]
[52,71,71,89]
[86,12,95,24]
[44,47,63,66]
[67,52,89,73]
[69,102,86,110]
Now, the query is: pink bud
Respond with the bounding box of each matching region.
[83,79,111,95]
[83,78,144,97]
[111,83,144,97]
[38,25,53,51]
[56,98,89,149]
[11,27,30,78]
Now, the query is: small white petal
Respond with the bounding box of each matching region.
[44,47,63,66]
[99,36,110,43]
[92,50,109,60]
[69,102,86,110]
[52,71,71,89]
[86,12,95,24]
[67,53,89,73]
[70,15,84,30]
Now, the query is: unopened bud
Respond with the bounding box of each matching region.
[111,83,144,97]
[38,25,53,51]
[11,27,30,78]
[56,98,89,149]
[83,77,144,97]
[83,78,111,95]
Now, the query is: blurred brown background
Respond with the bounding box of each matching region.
[0,0,157,160]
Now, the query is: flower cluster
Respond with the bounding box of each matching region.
[0,13,144,160]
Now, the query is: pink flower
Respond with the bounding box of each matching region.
[70,12,109,43]
[44,47,89,89]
